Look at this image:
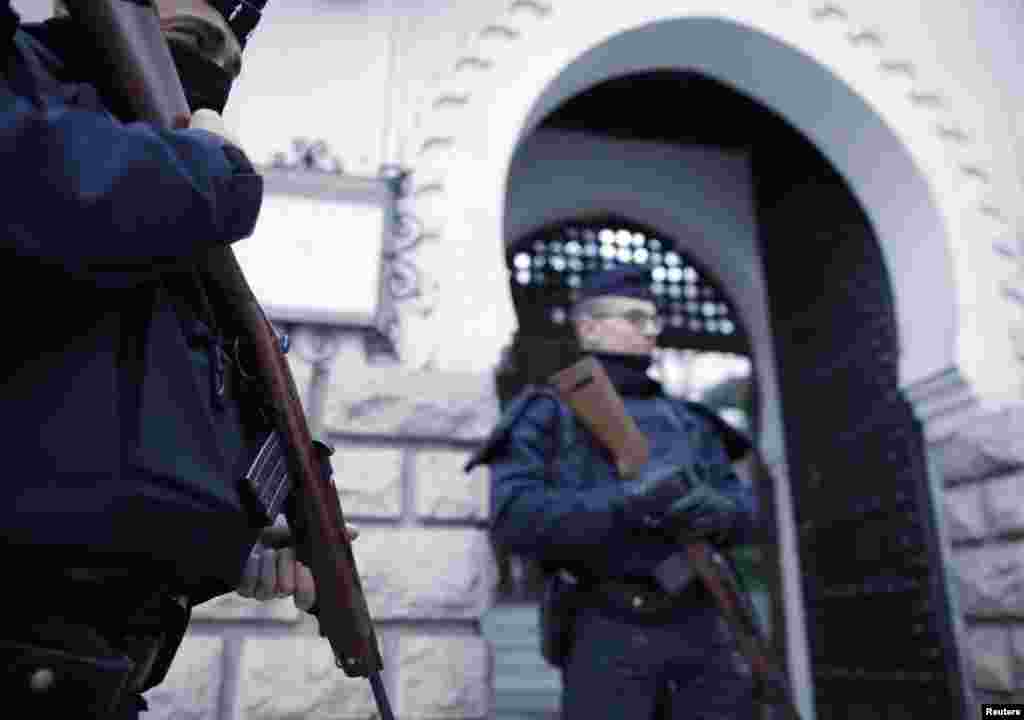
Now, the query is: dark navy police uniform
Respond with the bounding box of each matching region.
[1,4,271,716]
[470,351,759,719]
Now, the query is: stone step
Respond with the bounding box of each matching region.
[492,689,561,717]
[485,602,562,715]
[493,666,560,690]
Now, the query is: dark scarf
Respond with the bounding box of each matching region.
[593,352,662,398]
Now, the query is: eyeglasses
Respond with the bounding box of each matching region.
[590,310,665,334]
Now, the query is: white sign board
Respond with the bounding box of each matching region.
[232,169,393,327]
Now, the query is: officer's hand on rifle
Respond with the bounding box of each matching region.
[660,480,738,544]
[237,543,317,608]
[236,523,359,611]
[612,462,693,527]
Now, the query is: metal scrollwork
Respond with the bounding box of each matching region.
[374,164,437,349]
[271,138,344,174]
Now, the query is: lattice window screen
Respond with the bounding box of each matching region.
[508,219,745,352]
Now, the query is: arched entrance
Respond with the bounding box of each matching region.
[487,27,971,720]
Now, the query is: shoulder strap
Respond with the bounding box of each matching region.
[464,386,563,472]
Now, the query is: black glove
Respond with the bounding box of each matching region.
[661,481,738,544]
[611,462,696,527]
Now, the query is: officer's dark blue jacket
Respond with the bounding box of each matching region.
[470,368,757,583]
[1,6,266,602]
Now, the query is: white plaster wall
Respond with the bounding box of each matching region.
[222,1,392,175]
[222,0,510,174]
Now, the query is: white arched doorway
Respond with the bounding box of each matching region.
[409,3,1017,401]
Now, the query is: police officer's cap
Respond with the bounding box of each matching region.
[207,0,267,48]
[575,265,655,304]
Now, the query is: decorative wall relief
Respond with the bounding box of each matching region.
[376,163,440,362]
[271,138,344,174]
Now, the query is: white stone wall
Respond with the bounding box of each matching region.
[934,406,1024,703]
[145,335,500,719]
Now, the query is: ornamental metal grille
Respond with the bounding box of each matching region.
[507,218,745,353]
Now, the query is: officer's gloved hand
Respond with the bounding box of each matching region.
[661,481,738,544]
[612,462,695,527]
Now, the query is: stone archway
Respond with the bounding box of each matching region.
[400,1,1019,402]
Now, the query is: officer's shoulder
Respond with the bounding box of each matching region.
[464,386,566,471]
[677,399,752,461]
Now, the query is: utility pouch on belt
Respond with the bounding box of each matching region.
[244,430,293,526]
[539,569,584,669]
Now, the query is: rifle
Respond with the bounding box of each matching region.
[549,355,803,720]
[61,3,394,718]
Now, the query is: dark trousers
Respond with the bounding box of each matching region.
[562,603,756,720]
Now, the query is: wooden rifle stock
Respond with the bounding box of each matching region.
[550,355,803,720]
[549,356,650,479]
[63,1,391,713]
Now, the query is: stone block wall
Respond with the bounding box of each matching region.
[936,404,1024,703]
[143,333,500,719]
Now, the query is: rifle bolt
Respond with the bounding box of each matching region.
[632,595,645,609]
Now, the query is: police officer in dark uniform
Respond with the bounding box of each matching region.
[0,1,328,716]
[470,266,759,719]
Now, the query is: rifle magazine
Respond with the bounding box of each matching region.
[244,430,293,525]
